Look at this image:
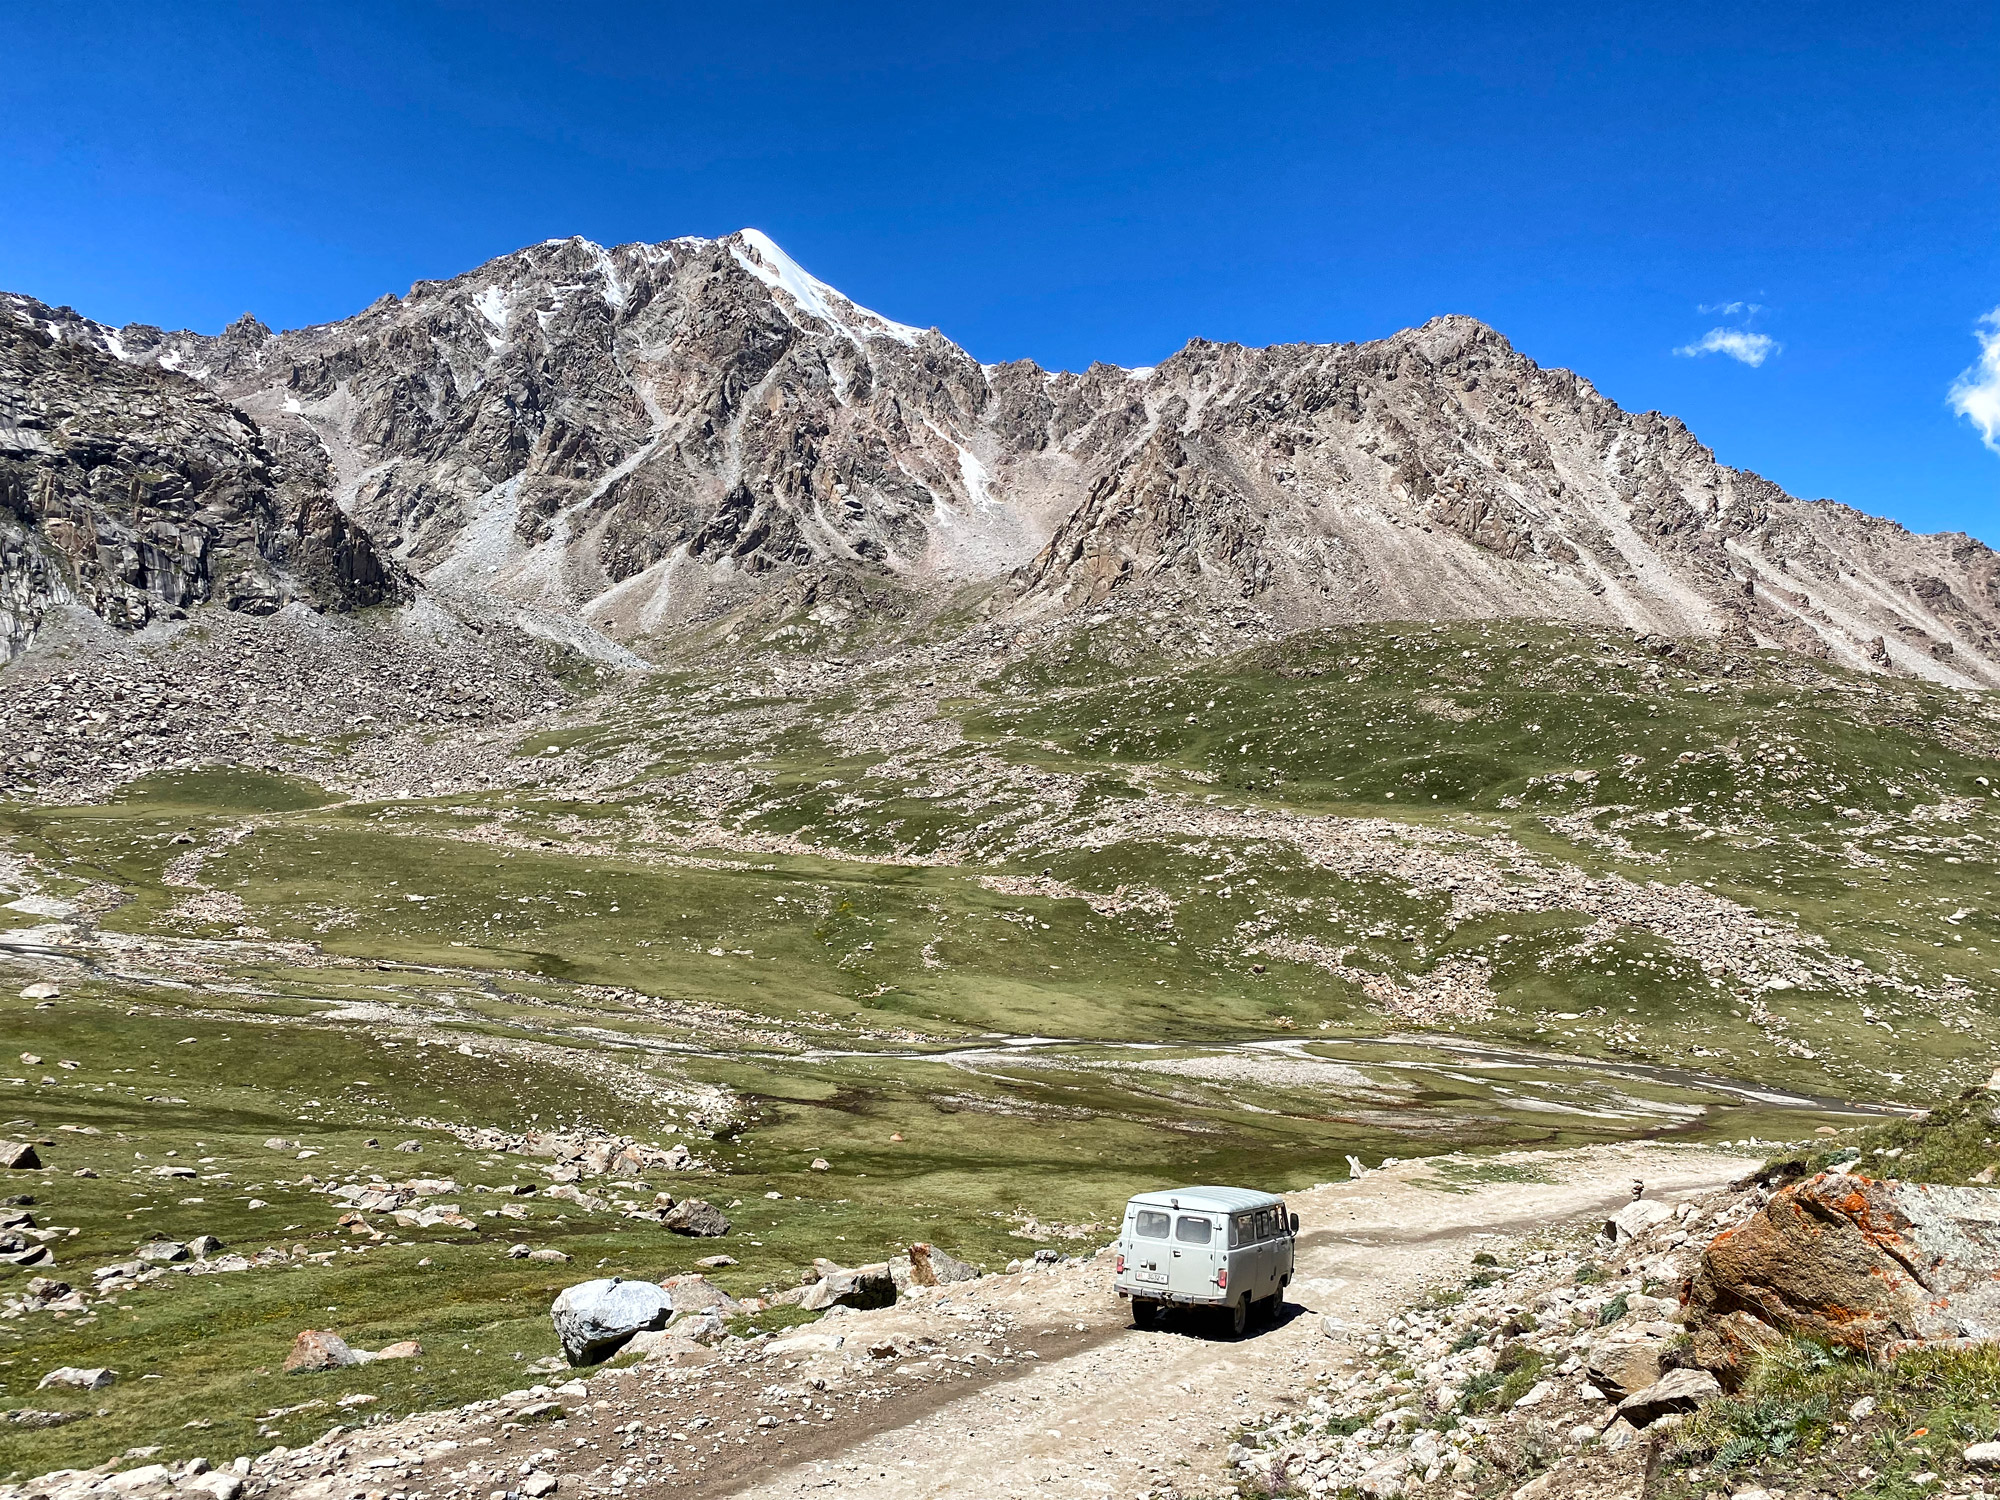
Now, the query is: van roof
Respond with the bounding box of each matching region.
[1124,1185,1286,1214]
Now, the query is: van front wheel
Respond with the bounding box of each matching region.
[1229,1294,1250,1338]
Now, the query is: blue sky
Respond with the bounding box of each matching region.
[5,2,1998,540]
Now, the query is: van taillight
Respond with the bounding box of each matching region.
[1216,1267,1228,1289]
[1116,1254,1126,1274]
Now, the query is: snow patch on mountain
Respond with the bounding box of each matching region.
[471,287,508,330]
[730,229,922,347]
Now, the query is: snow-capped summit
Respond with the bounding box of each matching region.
[728,229,925,347]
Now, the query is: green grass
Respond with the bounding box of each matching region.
[1771,1087,2000,1185]
[4,617,1997,1471]
[1664,1337,2000,1500]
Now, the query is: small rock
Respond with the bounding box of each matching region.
[19,982,59,1000]
[137,1240,191,1263]
[904,1242,979,1286]
[661,1273,741,1322]
[37,1365,116,1390]
[101,1463,171,1493]
[521,1473,559,1498]
[528,1247,571,1263]
[809,1158,830,1172]
[187,1234,224,1257]
[1617,1367,1722,1426]
[662,1198,731,1237]
[1848,1395,1878,1420]
[394,1139,423,1152]
[1600,1416,1641,1451]
[0,1141,42,1170]
[375,1340,422,1359]
[1513,1379,1555,1408]
[696,1254,737,1268]
[8,1408,86,1428]
[1603,1199,1672,1242]
[767,1332,845,1355]
[181,1473,245,1500]
[1965,1442,2000,1469]
[284,1329,363,1373]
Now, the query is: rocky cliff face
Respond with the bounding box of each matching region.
[11,233,1999,684]
[0,304,404,664]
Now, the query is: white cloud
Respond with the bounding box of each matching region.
[1675,328,1780,367]
[1947,307,2000,454]
[1697,300,1764,317]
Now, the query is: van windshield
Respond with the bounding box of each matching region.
[1175,1214,1213,1245]
[1134,1209,1170,1240]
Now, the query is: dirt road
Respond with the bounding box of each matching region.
[723,1142,1755,1500]
[229,1142,1756,1500]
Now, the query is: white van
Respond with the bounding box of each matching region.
[1112,1185,1298,1335]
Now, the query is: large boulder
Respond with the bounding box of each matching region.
[1586,1320,1681,1398]
[1616,1367,1722,1427]
[798,1261,897,1311]
[550,1277,672,1366]
[1687,1173,2000,1356]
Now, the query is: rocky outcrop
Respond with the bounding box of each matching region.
[12,238,2000,683]
[0,315,405,664]
[1686,1172,2000,1361]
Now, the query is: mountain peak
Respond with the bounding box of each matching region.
[726,228,925,347]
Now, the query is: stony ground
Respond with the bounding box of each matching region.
[0,1142,1750,1500]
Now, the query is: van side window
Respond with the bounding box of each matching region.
[1135,1209,1170,1240]
[1175,1215,1213,1245]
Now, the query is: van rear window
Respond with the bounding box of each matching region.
[1134,1209,1170,1240]
[1175,1215,1213,1245]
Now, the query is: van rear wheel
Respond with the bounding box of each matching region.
[1229,1294,1250,1338]
[1131,1299,1159,1329]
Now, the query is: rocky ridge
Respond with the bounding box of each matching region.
[0,311,404,665]
[8,234,2000,684]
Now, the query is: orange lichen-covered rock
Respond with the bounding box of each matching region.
[1687,1173,2000,1357]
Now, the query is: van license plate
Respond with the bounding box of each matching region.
[1136,1270,1167,1285]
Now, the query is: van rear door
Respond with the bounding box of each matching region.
[1168,1211,1220,1300]
[1128,1206,1172,1292]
